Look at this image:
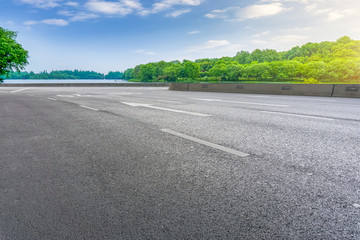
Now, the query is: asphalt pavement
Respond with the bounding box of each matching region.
[0,86,359,239]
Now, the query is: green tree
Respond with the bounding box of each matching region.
[227,63,244,81]
[163,64,182,82]
[0,27,29,81]
[182,61,200,79]
[208,60,228,80]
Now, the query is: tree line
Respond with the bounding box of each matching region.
[6,70,124,79]
[3,35,360,83]
[122,36,360,83]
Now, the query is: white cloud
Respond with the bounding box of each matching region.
[24,18,69,26]
[20,0,61,8]
[252,39,268,45]
[42,18,69,26]
[85,0,142,15]
[186,40,244,58]
[271,34,307,44]
[140,0,203,16]
[65,1,79,7]
[165,9,191,17]
[203,40,231,49]
[204,9,227,19]
[237,3,290,20]
[187,40,231,52]
[327,12,344,21]
[57,10,99,21]
[24,20,38,25]
[58,10,73,16]
[327,9,358,21]
[253,31,270,37]
[279,27,312,32]
[205,3,290,21]
[70,13,99,21]
[154,0,203,11]
[188,30,199,34]
[135,49,156,55]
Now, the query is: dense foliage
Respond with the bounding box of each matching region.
[0,27,29,81]
[123,36,360,83]
[4,36,360,83]
[6,70,124,79]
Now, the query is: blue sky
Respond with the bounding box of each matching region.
[1,0,360,73]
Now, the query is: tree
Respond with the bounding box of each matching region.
[227,63,244,81]
[182,61,200,79]
[208,60,228,80]
[0,27,29,81]
[163,64,182,82]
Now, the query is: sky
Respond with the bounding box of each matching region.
[1,0,360,73]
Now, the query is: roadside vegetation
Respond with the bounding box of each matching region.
[0,27,28,82]
[3,35,360,84]
[122,36,360,84]
[6,70,123,80]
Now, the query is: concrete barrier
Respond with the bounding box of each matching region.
[0,82,169,87]
[332,84,360,98]
[301,84,335,97]
[168,83,189,91]
[170,83,360,98]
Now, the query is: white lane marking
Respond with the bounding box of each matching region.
[160,129,249,157]
[122,102,211,117]
[260,110,335,121]
[245,95,336,102]
[353,203,360,208]
[109,92,142,95]
[57,95,75,98]
[11,88,31,93]
[79,105,99,111]
[47,97,57,101]
[191,98,288,107]
[279,97,336,102]
[155,100,182,104]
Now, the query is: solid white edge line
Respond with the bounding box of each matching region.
[260,110,334,121]
[11,88,31,93]
[79,105,99,111]
[160,129,249,157]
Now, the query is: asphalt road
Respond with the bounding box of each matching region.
[0,86,359,239]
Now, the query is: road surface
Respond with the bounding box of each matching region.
[0,86,359,239]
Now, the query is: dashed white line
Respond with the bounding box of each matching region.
[155,100,182,104]
[56,95,75,98]
[191,98,288,107]
[160,129,249,157]
[122,102,211,117]
[11,88,31,93]
[79,105,99,111]
[260,110,334,121]
[109,92,142,95]
[47,97,57,101]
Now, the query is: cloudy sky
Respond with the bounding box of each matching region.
[1,0,360,73]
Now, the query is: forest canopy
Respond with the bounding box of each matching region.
[122,36,360,84]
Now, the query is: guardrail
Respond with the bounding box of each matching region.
[169,83,360,98]
[0,82,169,87]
